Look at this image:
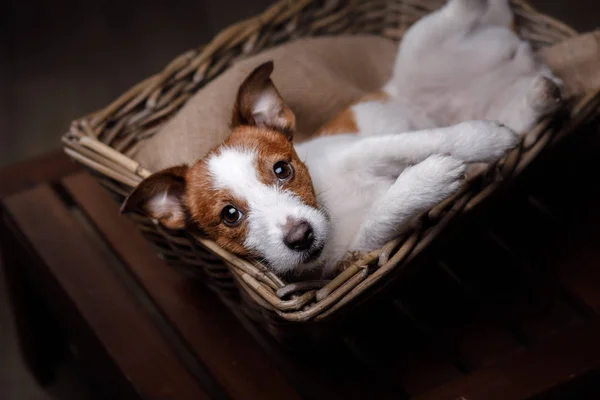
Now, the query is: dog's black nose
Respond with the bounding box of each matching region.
[284,220,314,251]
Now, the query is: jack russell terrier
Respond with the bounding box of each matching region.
[122,0,562,277]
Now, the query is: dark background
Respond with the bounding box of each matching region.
[0,0,274,166]
[0,1,597,399]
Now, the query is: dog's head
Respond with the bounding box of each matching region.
[121,62,329,273]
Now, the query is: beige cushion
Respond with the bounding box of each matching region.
[134,35,397,172]
[538,31,600,99]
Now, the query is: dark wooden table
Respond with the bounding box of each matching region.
[3,124,600,399]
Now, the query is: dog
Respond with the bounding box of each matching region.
[122,0,562,277]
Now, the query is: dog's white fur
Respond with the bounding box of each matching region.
[289,0,561,276]
[208,146,329,272]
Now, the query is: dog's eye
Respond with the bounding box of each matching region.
[221,205,243,226]
[273,161,293,180]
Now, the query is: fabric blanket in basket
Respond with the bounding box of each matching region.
[134,35,397,171]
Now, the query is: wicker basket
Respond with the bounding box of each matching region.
[62,0,600,342]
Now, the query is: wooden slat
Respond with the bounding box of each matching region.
[3,185,209,400]
[62,173,302,400]
[486,231,584,341]
[544,231,600,313]
[226,300,406,400]
[397,264,522,370]
[287,336,405,400]
[393,345,463,396]
[441,232,581,345]
[0,151,80,197]
[413,319,600,400]
[344,302,463,396]
[491,194,600,315]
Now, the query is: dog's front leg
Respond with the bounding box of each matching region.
[340,121,518,173]
[351,155,466,252]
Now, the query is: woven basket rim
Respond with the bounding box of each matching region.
[62,0,600,324]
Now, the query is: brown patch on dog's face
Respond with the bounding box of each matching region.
[316,90,389,136]
[185,158,252,256]
[182,59,315,257]
[229,126,317,207]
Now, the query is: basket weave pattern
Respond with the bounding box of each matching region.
[62,0,600,334]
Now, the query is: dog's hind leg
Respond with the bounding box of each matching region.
[497,75,563,138]
[386,0,500,95]
[396,0,487,57]
[351,155,466,251]
[441,0,513,29]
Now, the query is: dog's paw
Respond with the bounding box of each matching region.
[522,73,563,147]
[479,121,520,160]
[527,74,563,115]
[411,154,466,202]
[452,121,520,163]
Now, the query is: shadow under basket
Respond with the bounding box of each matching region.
[62,0,600,344]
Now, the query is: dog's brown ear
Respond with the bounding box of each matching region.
[121,165,189,230]
[232,61,296,140]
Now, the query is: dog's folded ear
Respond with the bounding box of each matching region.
[232,61,296,140]
[120,165,189,230]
